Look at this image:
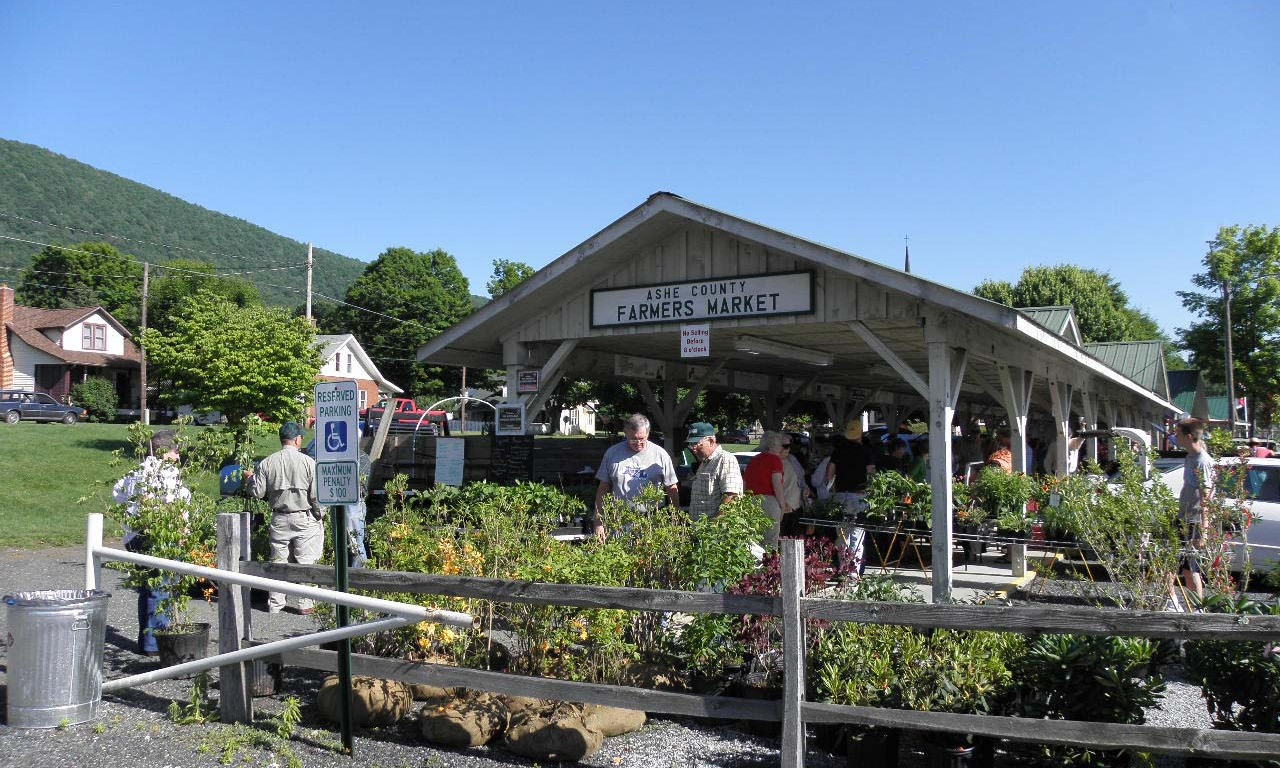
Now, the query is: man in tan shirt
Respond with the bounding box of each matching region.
[246,421,324,614]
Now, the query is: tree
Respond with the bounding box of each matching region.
[17,242,142,330]
[974,265,1159,343]
[146,259,259,337]
[338,247,474,399]
[1178,225,1280,426]
[142,290,322,427]
[974,264,1185,369]
[487,258,535,298]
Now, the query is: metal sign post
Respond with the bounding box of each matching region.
[314,380,360,756]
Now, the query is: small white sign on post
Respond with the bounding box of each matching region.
[314,379,360,505]
[680,324,710,358]
[435,437,465,487]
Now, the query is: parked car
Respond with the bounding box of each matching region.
[0,390,86,424]
[1162,456,1280,572]
[361,397,451,435]
[719,427,752,445]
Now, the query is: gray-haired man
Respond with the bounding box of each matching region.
[592,413,680,537]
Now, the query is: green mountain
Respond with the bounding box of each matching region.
[0,139,366,307]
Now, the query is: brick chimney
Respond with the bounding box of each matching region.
[0,283,13,389]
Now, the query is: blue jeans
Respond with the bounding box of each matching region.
[127,536,171,653]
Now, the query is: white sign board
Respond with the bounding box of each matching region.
[686,364,731,387]
[590,271,814,328]
[680,324,710,358]
[614,354,666,380]
[435,437,465,487]
[314,379,360,504]
[734,371,771,392]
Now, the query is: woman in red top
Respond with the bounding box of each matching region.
[744,431,791,547]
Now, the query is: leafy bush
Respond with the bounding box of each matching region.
[864,470,931,525]
[971,466,1036,532]
[352,477,772,686]
[71,376,118,422]
[1185,593,1280,734]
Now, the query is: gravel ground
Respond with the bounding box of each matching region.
[0,543,1265,767]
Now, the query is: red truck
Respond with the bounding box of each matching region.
[360,398,451,434]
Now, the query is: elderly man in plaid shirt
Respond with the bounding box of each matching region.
[685,422,743,519]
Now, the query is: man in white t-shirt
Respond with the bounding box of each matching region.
[592,413,680,537]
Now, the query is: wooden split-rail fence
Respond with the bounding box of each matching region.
[214,527,1280,766]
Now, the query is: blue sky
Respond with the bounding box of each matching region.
[2,2,1276,338]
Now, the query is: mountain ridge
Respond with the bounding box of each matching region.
[0,139,366,307]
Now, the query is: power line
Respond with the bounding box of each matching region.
[0,209,302,266]
[0,234,309,295]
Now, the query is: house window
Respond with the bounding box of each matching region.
[333,354,340,371]
[359,389,368,410]
[81,323,106,351]
[346,354,352,373]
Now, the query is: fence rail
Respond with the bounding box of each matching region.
[232,538,1280,764]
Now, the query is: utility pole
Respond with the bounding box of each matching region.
[140,262,150,426]
[305,242,314,323]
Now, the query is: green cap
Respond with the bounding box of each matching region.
[279,421,303,441]
[685,422,717,443]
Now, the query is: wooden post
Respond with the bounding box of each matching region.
[85,513,103,591]
[1082,392,1099,464]
[240,509,253,643]
[139,262,149,425]
[926,318,964,603]
[780,539,806,768]
[217,513,252,723]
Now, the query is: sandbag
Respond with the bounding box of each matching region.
[316,675,413,727]
[583,703,646,737]
[419,692,507,748]
[410,683,457,702]
[504,705,603,762]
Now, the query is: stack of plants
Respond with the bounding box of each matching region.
[971,466,1037,537]
[863,470,932,527]
[1184,593,1280,736]
[347,479,772,688]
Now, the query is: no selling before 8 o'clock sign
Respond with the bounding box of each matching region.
[314,379,360,505]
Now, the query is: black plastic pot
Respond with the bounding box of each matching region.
[247,640,283,697]
[925,734,993,768]
[847,726,900,768]
[155,622,211,672]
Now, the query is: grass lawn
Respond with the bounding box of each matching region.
[0,421,287,549]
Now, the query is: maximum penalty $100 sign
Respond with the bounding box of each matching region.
[314,380,360,504]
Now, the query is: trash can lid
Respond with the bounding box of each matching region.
[4,589,111,607]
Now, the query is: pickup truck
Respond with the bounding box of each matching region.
[360,398,451,435]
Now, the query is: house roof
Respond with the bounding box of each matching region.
[1205,395,1232,422]
[1083,341,1169,399]
[418,192,1179,416]
[315,334,403,394]
[6,303,141,366]
[1167,370,1202,415]
[1017,306,1083,346]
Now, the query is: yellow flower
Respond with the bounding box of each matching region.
[439,628,457,645]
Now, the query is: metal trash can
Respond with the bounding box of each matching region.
[4,589,111,728]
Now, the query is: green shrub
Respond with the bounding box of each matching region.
[71,376,118,422]
[1185,593,1280,734]
[971,466,1036,532]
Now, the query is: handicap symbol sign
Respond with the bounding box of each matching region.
[325,422,347,454]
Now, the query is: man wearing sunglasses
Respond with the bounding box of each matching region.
[592,413,680,537]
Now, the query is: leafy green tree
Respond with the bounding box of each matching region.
[974,265,1156,343]
[146,259,259,337]
[486,258,535,298]
[142,290,322,428]
[338,247,473,399]
[17,242,142,330]
[1178,225,1280,426]
[974,264,1184,369]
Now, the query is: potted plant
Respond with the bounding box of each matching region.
[109,457,218,667]
[1184,593,1280,738]
[971,467,1036,539]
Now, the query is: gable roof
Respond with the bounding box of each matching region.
[6,303,141,366]
[1083,340,1169,399]
[1167,370,1203,416]
[1205,396,1233,422]
[315,334,403,394]
[1017,306,1083,346]
[418,192,1178,415]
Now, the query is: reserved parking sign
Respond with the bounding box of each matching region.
[314,380,359,504]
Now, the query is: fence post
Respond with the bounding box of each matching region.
[1011,542,1027,578]
[240,509,253,643]
[85,513,103,591]
[217,512,252,723]
[781,538,807,768]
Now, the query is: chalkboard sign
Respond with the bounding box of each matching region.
[490,434,535,485]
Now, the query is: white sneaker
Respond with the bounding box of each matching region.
[267,606,283,614]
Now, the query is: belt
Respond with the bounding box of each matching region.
[273,509,313,515]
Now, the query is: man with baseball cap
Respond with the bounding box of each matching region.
[246,421,325,614]
[686,422,743,519]
[826,419,876,517]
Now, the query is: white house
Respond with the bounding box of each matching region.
[0,284,141,406]
[311,334,402,414]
